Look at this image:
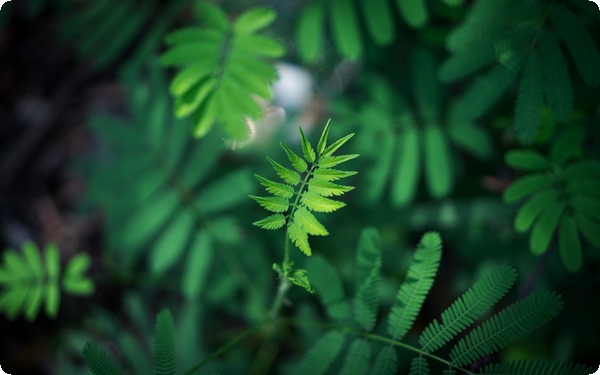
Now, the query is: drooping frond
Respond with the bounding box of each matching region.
[252,121,357,257]
[409,356,430,375]
[353,228,381,331]
[388,232,442,340]
[154,309,176,375]
[515,51,543,145]
[449,291,563,367]
[0,242,94,321]
[340,339,372,375]
[82,342,124,375]
[419,266,517,352]
[307,255,350,320]
[479,359,595,375]
[292,331,346,375]
[160,3,284,139]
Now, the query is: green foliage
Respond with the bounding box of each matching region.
[83,64,253,298]
[83,309,177,375]
[295,0,446,61]
[160,2,284,139]
[62,0,186,70]
[0,241,94,321]
[252,120,357,257]
[345,50,491,206]
[295,229,589,374]
[504,126,600,271]
[479,359,596,375]
[441,0,600,143]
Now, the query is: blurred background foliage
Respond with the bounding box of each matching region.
[0,0,599,373]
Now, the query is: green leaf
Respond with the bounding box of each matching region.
[299,126,317,162]
[64,253,92,279]
[480,359,596,375]
[150,209,195,274]
[253,214,287,230]
[505,150,550,171]
[371,346,397,375]
[515,189,559,233]
[559,216,582,272]
[539,31,573,122]
[82,342,124,375]
[322,133,355,156]
[331,0,362,59]
[318,154,359,169]
[250,195,289,213]
[317,120,331,155]
[413,49,440,121]
[419,266,517,352]
[361,0,394,44]
[195,1,229,30]
[449,292,563,367]
[530,200,564,255]
[182,231,214,299]
[288,222,311,256]
[388,232,442,341]
[308,255,349,320]
[551,4,600,87]
[570,196,600,222]
[515,51,543,144]
[340,339,372,375]
[154,309,176,375]
[301,191,346,213]
[196,169,255,214]
[396,0,428,28]
[268,157,301,185]
[409,356,430,375]
[293,331,346,375]
[289,269,314,293]
[294,206,328,236]
[574,212,600,249]
[424,124,452,198]
[308,178,354,197]
[233,7,276,34]
[281,143,308,172]
[504,173,552,203]
[313,168,357,182]
[391,125,420,206]
[255,174,295,199]
[296,2,324,62]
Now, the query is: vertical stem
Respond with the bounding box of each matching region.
[268,274,291,320]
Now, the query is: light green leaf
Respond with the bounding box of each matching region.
[294,206,328,236]
[318,154,359,169]
[255,174,294,199]
[281,143,308,172]
[301,191,346,213]
[268,157,301,185]
[288,222,311,256]
[253,214,287,230]
[308,178,354,197]
[233,7,276,34]
[250,196,289,213]
[299,126,316,162]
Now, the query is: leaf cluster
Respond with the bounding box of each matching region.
[342,50,491,206]
[0,241,93,321]
[293,229,585,374]
[160,1,284,139]
[440,0,600,143]
[504,126,600,271]
[83,64,254,299]
[251,120,357,257]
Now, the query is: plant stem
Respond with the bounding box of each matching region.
[268,273,291,320]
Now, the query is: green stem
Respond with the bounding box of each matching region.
[268,275,291,320]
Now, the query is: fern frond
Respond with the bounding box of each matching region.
[252,121,356,257]
[293,331,346,375]
[161,2,284,138]
[479,359,595,375]
[154,309,176,375]
[82,342,124,375]
[388,232,442,340]
[539,31,573,122]
[340,339,372,375]
[419,266,517,352]
[515,51,544,144]
[353,229,381,331]
[449,291,563,367]
[370,347,397,375]
[409,356,430,375]
[550,4,600,87]
[307,255,350,320]
[0,242,93,321]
